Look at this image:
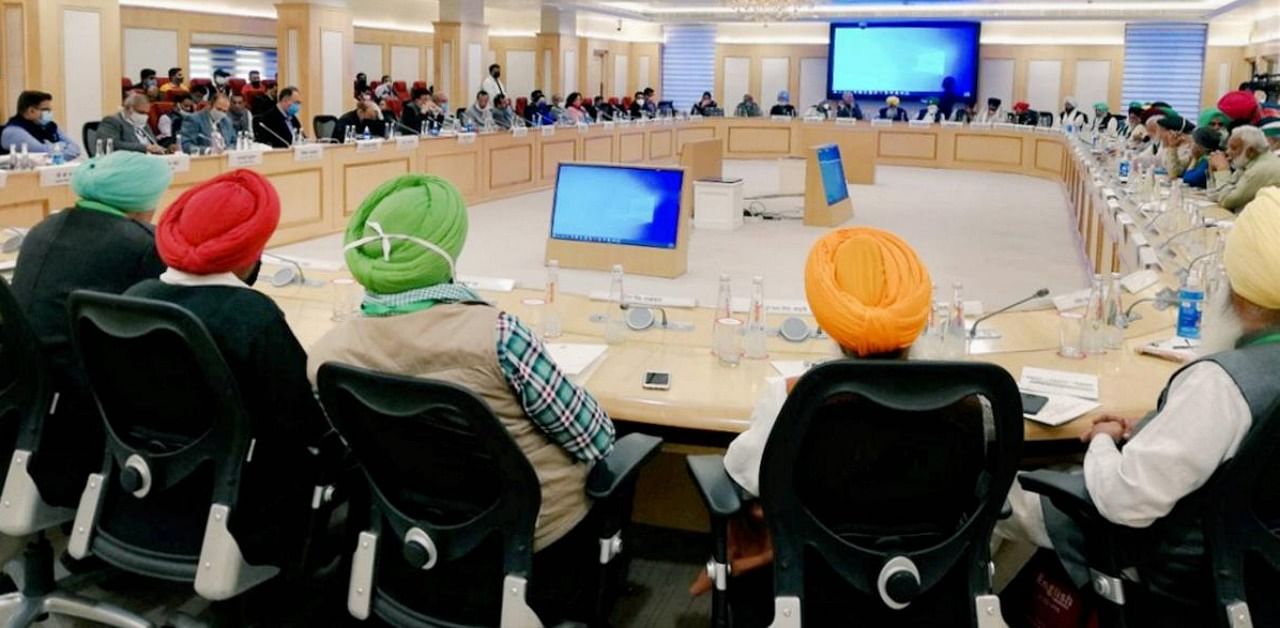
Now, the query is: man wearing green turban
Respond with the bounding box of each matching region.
[10,151,173,509]
[308,173,618,625]
[1199,107,1230,134]
[1092,102,1117,134]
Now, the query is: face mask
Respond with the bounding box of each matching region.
[492,71,500,79]
[128,111,149,127]
[250,79,261,86]
[145,79,157,88]
[39,110,53,125]
[636,98,645,106]
[286,102,302,117]
[210,109,227,124]
[927,105,938,115]
[215,76,227,86]
[343,221,457,279]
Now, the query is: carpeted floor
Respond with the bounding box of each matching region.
[271,161,1091,310]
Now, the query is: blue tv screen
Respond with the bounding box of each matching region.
[816,145,849,206]
[827,22,980,100]
[550,163,684,249]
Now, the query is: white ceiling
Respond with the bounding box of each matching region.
[119,0,1275,31]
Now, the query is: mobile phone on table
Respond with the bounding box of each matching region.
[642,371,671,391]
[1021,393,1050,415]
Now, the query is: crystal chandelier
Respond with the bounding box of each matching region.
[722,0,816,22]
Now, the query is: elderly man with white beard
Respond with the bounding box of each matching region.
[993,186,1280,597]
[1209,125,1280,211]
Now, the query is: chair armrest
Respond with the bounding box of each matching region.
[686,455,744,519]
[586,434,663,500]
[1017,470,1101,527]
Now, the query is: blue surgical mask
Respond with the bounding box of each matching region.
[286,102,301,117]
[39,110,53,125]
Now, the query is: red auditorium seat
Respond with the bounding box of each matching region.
[121,78,134,93]
[384,98,403,119]
[228,78,247,94]
[413,81,427,91]
[165,90,190,103]
[515,97,527,117]
[393,81,408,101]
[157,77,169,88]
[189,78,212,92]
[622,96,633,110]
[608,97,620,106]
[263,79,277,89]
[149,102,173,134]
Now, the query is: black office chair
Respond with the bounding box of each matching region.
[1038,112,1055,127]
[314,115,338,141]
[0,278,150,627]
[1020,394,1280,628]
[82,122,101,157]
[65,290,337,609]
[317,362,662,627]
[688,360,1023,627]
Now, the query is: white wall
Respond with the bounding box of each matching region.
[978,58,1015,109]
[507,50,536,101]
[4,5,24,111]
[723,56,749,112]
[354,43,383,79]
[1072,60,1111,112]
[467,42,482,100]
[391,45,419,82]
[1025,59,1062,112]
[64,9,102,140]
[123,28,178,83]
[637,56,651,92]
[561,48,577,96]
[321,30,345,116]
[760,57,789,107]
[613,54,629,98]
[798,57,827,108]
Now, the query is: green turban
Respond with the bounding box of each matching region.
[1093,102,1109,113]
[72,152,173,214]
[345,174,468,295]
[1198,107,1230,129]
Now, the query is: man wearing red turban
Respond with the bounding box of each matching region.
[124,169,332,566]
[1218,90,1261,128]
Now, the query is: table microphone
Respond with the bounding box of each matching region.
[395,121,422,136]
[1156,219,1229,254]
[969,288,1050,339]
[255,120,293,147]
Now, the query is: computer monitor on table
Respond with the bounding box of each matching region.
[545,162,691,278]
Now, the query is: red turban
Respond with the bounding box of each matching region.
[1013,101,1030,113]
[157,169,280,275]
[1217,90,1260,125]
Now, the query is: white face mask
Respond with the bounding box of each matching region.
[636,98,645,106]
[210,109,227,124]
[927,105,938,115]
[215,76,227,86]
[128,111,149,127]
[343,221,457,279]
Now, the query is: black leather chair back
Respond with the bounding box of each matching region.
[760,359,1022,626]
[0,277,49,486]
[313,115,338,141]
[67,290,257,579]
[317,362,541,626]
[1205,395,1280,627]
[82,122,101,157]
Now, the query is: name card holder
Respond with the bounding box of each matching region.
[970,122,993,129]
[293,144,324,162]
[994,123,1019,131]
[160,153,191,172]
[941,121,964,128]
[1138,246,1160,269]
[577,122,590,134]
[770,115,792,122]
[226,150,265,167]
[908,120,932,128]
[355,139,382,154]
[512,126,529,138]
[1014,125,1035,133]
[834,118,857,126]
[1035,127,1057,134]
[662,117,674,126]
[870,119,893,127]
[730,297,813,316]
[457,132,477,145]
[0,170,8,188]
[802,116,826,124]
[457,275,515,292]
[589,291,698,309]
[603,121,616,130]
[38,164,77,187]
[395,135,420,151]
[540,125,556,137]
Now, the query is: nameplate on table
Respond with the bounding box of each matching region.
[1106,198,1121,211]
[728,298,813,316]
[1101,187,1117,199]
[0,170,7,188]
[690,114,704,121]
[603,121,616,130]
[1130,232,1148,247]
[456,275,515,292]
[834,118,857,126]
[589,291,698,309]
[1121,269,1160,294]
[355,139,382,154]
[941,121,964,128]
[618,118,632,127]
[512,127,528,138]
[293,144,324,162]
[662,117,674,126]
[37,164,77,187]
[1035,127,1057,134]
[540,126,556,137]
[1051,289,1092,312]
[993,123,1020,131]
[225,149,265,167]
[1019,367,1099,401]
[395,135,420,151]
[908,120,933,128]
[969,122,993,129]
[803,116,826,124]
[159,153,191,173]
[870,119,893,127]
[456,132,477,145]
[577,123,590,134]
[1117,213,1135,227]
[1138,247,1160,269]
[770,115,792,122]
[1014,125,1034,133]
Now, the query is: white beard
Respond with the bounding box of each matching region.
[1199,287,1246,355]
[1231,152,1251,169]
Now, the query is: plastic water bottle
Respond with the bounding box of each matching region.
[1082,274,1106,355]
[1104,272,1125,350]
[605,265,626,345]
[543,260,562,339]
[712,274,734,358]
[744,276,768,359]
[420,121,428,137]
[50,142,65,166]
[95,139,104,158]
[945,282,966,358]
[1177,269,1205,342]
[1118,152,1131,183]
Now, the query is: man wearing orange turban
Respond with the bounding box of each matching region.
[124,169,332,565]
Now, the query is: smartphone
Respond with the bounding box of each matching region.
[642,371,671,391]
[1021,393,1050,415]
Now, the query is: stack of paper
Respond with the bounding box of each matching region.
[1019,367,1101,427]
[545,344,608,376]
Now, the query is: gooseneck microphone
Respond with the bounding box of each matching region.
[969,288,1051,338]
[255,120,293,147]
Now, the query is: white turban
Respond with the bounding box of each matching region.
[1225,187,1280,310]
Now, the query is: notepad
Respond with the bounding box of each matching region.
[1025,395,1101,427]
[545,344,608,376]
[771,361,810,379]
[1019,367,1100,401]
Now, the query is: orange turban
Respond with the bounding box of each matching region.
[804,228,932,357]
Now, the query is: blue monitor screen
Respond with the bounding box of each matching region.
[827,22,980,100]
[816,145,849,206]
[550,163,684,249]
